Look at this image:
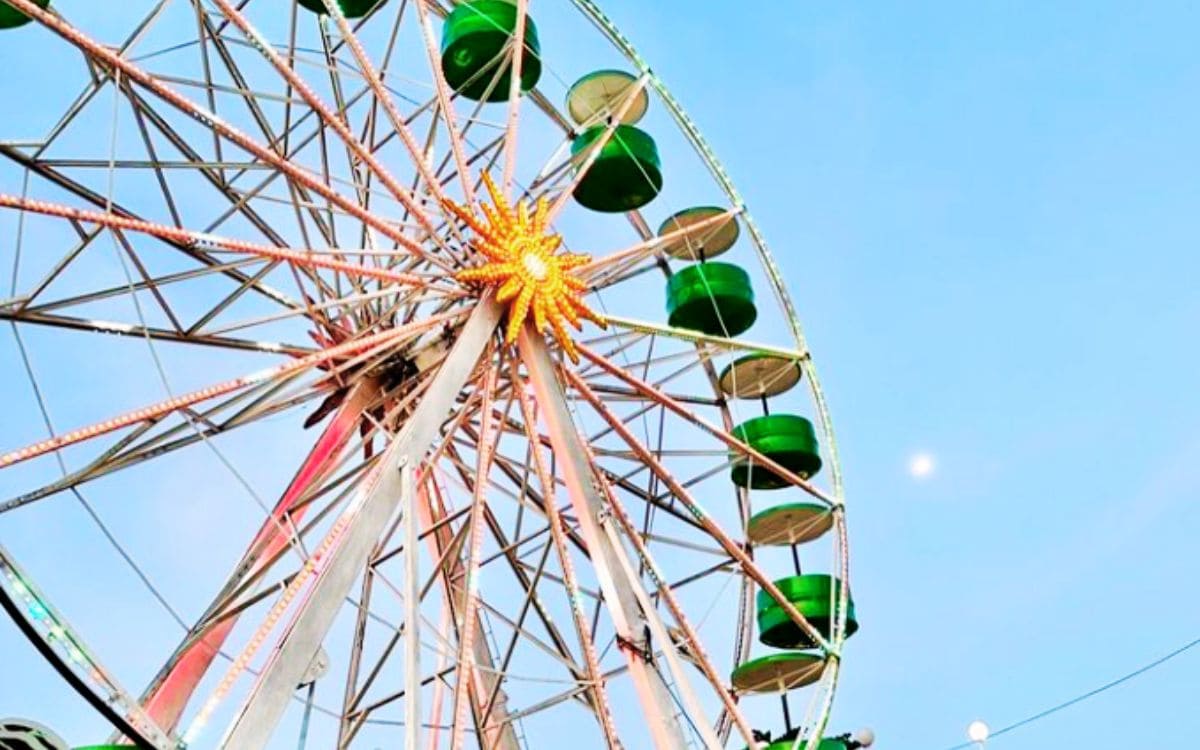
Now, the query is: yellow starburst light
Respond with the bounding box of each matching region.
[448,173,606,362]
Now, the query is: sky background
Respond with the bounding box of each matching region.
[599,1,1200,746]
[3,1,1200,748]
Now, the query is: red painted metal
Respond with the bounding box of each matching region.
[143,382,373,730]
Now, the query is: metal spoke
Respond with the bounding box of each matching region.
[0,2,851,746]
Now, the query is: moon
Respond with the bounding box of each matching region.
[909,453,935,479]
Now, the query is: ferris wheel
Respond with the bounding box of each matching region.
[0,1,864,749]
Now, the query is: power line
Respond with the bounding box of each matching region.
[940,633,1200,749]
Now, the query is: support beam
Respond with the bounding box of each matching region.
[215,298,501,749]
[416,480,522,750]
[402,462,420,750]
[518,329,689,750]
[141,381,375,733]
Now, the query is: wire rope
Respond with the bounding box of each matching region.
[938,634,1200,749]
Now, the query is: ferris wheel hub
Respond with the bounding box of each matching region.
[451,172,606,362]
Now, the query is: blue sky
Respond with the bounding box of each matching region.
[3,1,1200,748]
[598,0,1200,746]
[621,1,1200,746]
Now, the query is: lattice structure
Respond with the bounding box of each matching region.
[0,2,859,748]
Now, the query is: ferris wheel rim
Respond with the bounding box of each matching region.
[0,1,855,747]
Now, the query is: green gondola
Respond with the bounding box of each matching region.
[296,0,386,16]
[565,69,649,126]
[571,124,662,212]
[746,502,833,546]
[665,262,756,336]
[730,414,820,488]
[0,0,49,30]
[730,651,825,694]
[757,574,857,649]
[658,205,740,261]
[441,0,541,102]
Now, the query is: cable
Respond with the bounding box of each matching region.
[939,634,1200,749]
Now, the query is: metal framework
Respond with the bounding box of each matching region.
[0,1,853,749]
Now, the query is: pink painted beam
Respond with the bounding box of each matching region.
[518,327,687,749]
[3,0,442,267]
[144,381,374,731]
[561,363,832,652]
[0,311,462,470]
[0,193,448,289]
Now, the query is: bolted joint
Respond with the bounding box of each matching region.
[615,623,654,663]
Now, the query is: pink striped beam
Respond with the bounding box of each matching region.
[2,0,446,270]
[211,0,443,243]
[0,310,463,470]
[0,193,452,290]
[561,362,832,653]
[318,0,455,208]
[144,380,376,731]
[447,368,497,750]
[500,0,529,195]
[510,360,621,749]
[413,0,479,207]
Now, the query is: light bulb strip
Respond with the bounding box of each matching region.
[184,510,354,746]
[0,548,178,748]
[208,0,455,272]
[0,310,462,470]
[0,193,446,290]
[511,363,622,748]
[501,0,530,195]
[318,0,455,210]
[448,368,497,750]
[411,0,478,206]
[0,0,442,267]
